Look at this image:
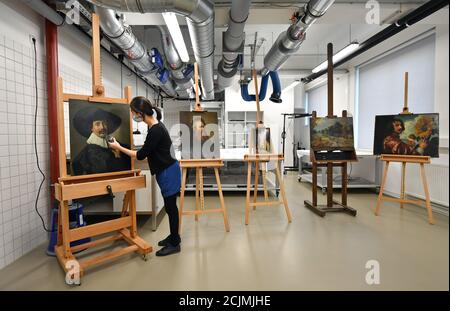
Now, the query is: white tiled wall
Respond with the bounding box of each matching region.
[0,33,50,270]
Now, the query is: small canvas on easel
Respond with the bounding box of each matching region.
[69,99,132,175]
[249,126,272,154]
[373,113,439,157]
[179,111,220,159]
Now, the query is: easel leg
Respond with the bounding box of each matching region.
[327,163,333,207]
[61,201,71,258]
[275,161,292,223]
[420,163,434,225]
[375,161,390,216]
[245,161,252,225]
[253,161,259,210]
[199,168,204,211]
[342,163,348,206]
[129,190,137,238]
[400,162,406,209]
[179,168,187,233]
[214,168,230,232]
[195,168,200,221]
[57,203,63,246]
[121,191,130,217]
[262,164,269,201]
[312,163,318,206]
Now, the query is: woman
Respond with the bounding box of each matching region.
[108,96,181,256]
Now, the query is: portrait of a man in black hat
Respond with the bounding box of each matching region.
[69,101,132,176]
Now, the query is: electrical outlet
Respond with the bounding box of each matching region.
[29,34,36,44]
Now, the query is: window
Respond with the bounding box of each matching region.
[356,33,436,150]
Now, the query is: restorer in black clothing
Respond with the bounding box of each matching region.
[108,96,181,256]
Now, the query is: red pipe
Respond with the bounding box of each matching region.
[45,19,60,199]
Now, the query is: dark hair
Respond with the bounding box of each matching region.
[130,96,162,121]
[391,117,405,132]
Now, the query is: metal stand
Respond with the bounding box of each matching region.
[281,113,311,174]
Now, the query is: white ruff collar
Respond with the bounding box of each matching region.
[86,133,108,148]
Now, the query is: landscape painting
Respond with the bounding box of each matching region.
[373,113,439,157]
[310,117,355,151]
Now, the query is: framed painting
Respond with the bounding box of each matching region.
[310,117,355,151]
[69,99,132,175]
[179,111,220,159]
[373,113,439,157]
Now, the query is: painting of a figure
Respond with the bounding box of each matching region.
[373,113,439,157]
[310,117,355,151]
[249,127,271,154]
[179,111,220,159]
[69,100,132,176]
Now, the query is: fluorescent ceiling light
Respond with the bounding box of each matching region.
[162,12,190,62]
[312,42,360,73]
[282,80,301,92]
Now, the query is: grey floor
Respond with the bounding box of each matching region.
[0,173,448,290]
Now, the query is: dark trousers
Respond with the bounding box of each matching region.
[163,194,181,246]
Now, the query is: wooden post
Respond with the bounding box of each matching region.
[403,72,409,114]
[326,43,334,207]
[245,161,252,225]
[195,167,200,221]
[375,161,390,216]
[91,13,104,97]
[400,162,406,208]
[327,43,334,117]
[179,167,188,232]
[253,160,259,209]
[420,163,434,224]
[341,110,348,206]
[194,62,203,112]
[252,69,263,127]
[214,168,230,232]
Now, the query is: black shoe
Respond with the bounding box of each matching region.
[158,236,171,247]
[155,244,180,257]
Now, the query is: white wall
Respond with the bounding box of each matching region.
[0,0,156,270]
[0,0,49,270]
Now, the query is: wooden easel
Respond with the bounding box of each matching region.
[243,69,292,225]
[303,43,357,217]
[178,63,230,232]
[374,72,434,224]
[54,14,151,284]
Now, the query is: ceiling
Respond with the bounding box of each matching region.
[128,1,445,73]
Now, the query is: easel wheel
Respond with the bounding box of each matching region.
[142,254,149,261]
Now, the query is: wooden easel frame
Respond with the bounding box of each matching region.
[177,63,230,233]
[303,43,357,217]
[243,68,291,225]
[244,154,292,225]
[178,159,230,232]
[54,14,151,284]
[374,72,434,225]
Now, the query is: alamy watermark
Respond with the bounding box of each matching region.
[365,259,381,285]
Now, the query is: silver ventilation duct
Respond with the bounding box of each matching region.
[260,0,334,76]
[216,0,252,92]
[95,7,177,97]
[87,0,215,100]
[158,26,194,97]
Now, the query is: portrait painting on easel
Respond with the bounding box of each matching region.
[373,113,439,157]
[249,127,272,154]
[310,117,355,151]
[69,99,132,175]
[179,111,220,159]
